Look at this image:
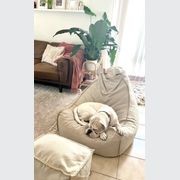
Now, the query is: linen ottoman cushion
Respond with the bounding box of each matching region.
[34,134,94,180]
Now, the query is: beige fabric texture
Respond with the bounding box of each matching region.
[34,134,94,180]
[57,67,139,157]
[41,44,64,66]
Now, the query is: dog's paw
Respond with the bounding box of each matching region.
[118,129,125,136]
[100,133,107,141]
[116,126,125,136]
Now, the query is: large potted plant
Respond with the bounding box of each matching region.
[53,6,118,71]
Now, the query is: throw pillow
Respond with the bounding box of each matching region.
[41,44,65,66]
[59,42,74,54]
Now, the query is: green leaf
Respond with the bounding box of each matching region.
[70,27,88,34]
[85,46,100,60]
[102,12,111,26]
[53,29,70,37]
[107,37,116,43]
[71,45,81,56]
[76,32,90,47]
[53,27,91,49]
[108,47,117,66]
[102,12,107,20]
[83,6,96,17]
[110,26,118,32]
[53,27,89,37]
[89,20,108,50]
[104,42,118,47]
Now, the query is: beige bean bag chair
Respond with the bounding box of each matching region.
[57,67,139,157]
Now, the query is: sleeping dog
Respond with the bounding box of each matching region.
[73,102,124,140]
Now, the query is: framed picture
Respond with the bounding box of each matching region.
[54,0,66,9]
[34,0,37,8]
[37,0,47,9]
[66,0,79,10]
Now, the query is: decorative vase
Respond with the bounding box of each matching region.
[47,1,53,9]
[84,60,98,72]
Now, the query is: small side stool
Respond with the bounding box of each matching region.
[34,134,94,180]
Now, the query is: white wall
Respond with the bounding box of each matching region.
[34,0,115,44]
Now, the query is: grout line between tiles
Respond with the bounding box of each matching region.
[91,170,117,179]
[134,137,146,141]
[135,137,145,141]
[123,154,145,160]
[115,154,120,179]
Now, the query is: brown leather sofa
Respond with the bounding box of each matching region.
[34,40,83,92]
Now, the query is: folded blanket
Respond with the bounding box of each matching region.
[57,43,85,91]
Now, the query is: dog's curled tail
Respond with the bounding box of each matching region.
[73,107,87,126]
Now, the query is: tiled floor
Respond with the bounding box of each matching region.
[89,106,145,180]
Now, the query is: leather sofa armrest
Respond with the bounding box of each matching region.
[56,58,73,86]
[34,58,41,65]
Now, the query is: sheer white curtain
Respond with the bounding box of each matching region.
[112,0,145,77]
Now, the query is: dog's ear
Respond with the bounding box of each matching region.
[100,123,106,131]
[89,115,95,123]
[99,119,108,130]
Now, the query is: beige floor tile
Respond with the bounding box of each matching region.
[136,125,145,140]
[117,155,145,180]
[124,139,145,159]
[91,154,119,178]
[89,171,116,180]
[138,106,145,125]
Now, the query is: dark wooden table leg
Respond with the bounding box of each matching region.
[59,85,63,93]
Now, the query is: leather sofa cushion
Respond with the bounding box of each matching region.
[34,40,48,59]
[34,63,58,81]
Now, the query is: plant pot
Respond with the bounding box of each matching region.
[84,60,98,72]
